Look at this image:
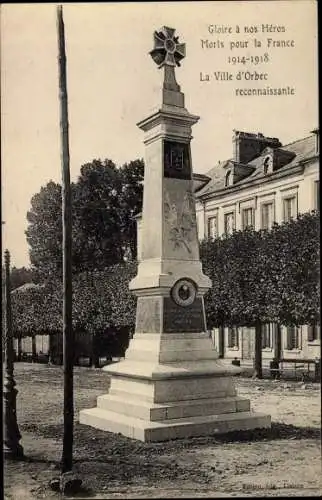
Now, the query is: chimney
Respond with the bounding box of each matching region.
[233,130,282,164]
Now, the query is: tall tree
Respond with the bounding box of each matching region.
[200,211,320,378]
[25,181,63,278]
[72,159,123,271]
[118,159,144,260]
[26,159,144,276]
[10,267,34,290]
[263,211,320,327]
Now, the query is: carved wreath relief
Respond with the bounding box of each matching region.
[171,278,197,307]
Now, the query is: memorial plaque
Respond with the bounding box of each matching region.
[163,297,206,333]
[135,297,161,333]
[163,140,191,180]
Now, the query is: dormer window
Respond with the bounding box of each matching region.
[311,128,319,155]
[225,170,233,186]
[263,154,273,174]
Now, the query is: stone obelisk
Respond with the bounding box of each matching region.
[80,27,271,441]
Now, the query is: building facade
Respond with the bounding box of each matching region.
[136,128,320,362]
[194,128,320,362]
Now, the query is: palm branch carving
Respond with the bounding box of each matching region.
[164,191,197,253]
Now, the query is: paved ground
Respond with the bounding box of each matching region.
[3,363,322,499]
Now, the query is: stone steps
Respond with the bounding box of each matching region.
[97,393,251,421]
[79,407,270,442]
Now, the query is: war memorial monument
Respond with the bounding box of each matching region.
[80,26,271,442]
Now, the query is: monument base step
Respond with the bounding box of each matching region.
[79,406,271,442]
[97,393,251,420]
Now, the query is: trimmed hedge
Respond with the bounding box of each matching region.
[10,211,319,341]
[200,211,320,328]
[11,262,137,337]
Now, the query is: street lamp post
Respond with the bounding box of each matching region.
[3,249,24,459]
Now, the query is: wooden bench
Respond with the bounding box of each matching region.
[270,358,319,381]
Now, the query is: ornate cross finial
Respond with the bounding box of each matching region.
[150,26,186,68]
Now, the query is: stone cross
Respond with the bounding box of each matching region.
[150,26,186,93]
[150,26,185,67]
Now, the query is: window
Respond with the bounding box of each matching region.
[228,327,239,348]
[283,196,297,222]
[263,155,273,174]
[242,207,254,230]
[262,324,273,348]
[286,326,301,350]
[225,170,233,187]
[208,216,218,239]
[224,212,235,235]
[261,202,274,230]
[314,180,319,210]
[308,324,320,342]
[314,130,319,154]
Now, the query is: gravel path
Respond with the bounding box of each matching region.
[4,363,321,499]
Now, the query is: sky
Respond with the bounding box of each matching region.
[1,1,318,267]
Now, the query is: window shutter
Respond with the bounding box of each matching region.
[286,327,293,349]
[308,325,314,342]
[208,216,218,239]
[228,328,232,348]
[287,326,301,349]
[228,327,239,348]
[235,327,239,348]
[262,205,267,229]
[296,327,302,350]
[291,328,296,349]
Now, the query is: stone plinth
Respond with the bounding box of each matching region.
[80,332,270,441]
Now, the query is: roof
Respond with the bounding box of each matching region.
[193,172,211,192]
[11,283,44,293]
[196,133,317,199]
[194,159,233,197]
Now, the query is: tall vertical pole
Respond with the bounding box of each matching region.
[57,4,74,473]
[3,249,24,459]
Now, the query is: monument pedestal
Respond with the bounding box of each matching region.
[80,332,270,442]
[79,26,270,441]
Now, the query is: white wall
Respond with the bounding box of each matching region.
[197,158,319,240]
